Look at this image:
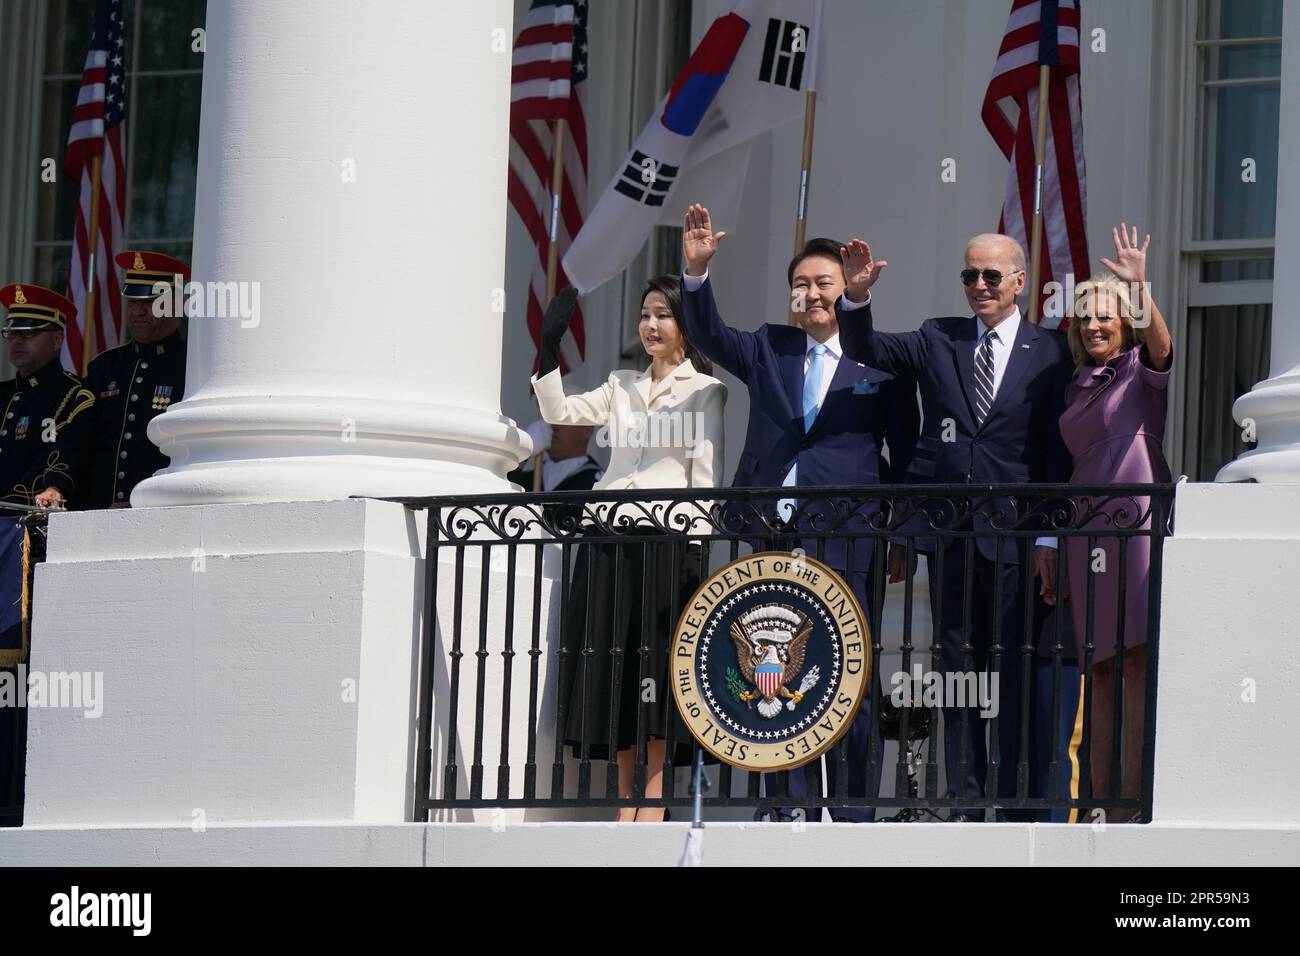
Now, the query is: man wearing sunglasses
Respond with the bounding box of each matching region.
[835,233,1074,819]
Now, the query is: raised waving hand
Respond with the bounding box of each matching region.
[1099,221,1149,284]
[841,239,889,303]
[683,204,727,276]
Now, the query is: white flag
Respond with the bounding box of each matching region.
[563,0,824,294]
[678,827,705,867]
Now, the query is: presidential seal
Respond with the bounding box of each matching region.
[671,552,871,771]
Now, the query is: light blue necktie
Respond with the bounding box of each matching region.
[780,343,830,521]
[803,343,829,431]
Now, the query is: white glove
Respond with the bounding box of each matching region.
[523,419,552,458]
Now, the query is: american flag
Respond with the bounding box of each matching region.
[508,0,588,375]
[63,0,128,370]
[982,0,1089,329]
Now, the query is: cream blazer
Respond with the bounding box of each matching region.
[531,360,726,530]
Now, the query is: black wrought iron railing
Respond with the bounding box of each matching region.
[393,483,1173,823]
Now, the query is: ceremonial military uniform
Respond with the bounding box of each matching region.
[0,285,93,505]
[506,453,604,494]
[40,251,189,509]
[46,331,186,507]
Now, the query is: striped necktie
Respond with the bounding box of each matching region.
[973,327,996,426]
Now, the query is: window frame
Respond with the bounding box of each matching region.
[1173,0,1282,479]
[32,0,206,289]
[1185,0,1280,253]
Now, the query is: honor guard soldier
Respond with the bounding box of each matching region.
[506,420,604,493]
[506,419,604,527]
[34,252,189,509]
[0,284,93,505]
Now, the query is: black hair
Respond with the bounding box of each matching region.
[641,274,714,376]
[786,237,845,287]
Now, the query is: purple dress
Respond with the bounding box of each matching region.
[1060,346,1171,663]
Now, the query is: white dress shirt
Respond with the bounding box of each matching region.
[783,332,841,487]
[973,306,1023,400]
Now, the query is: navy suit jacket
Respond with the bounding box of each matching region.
[682,276,920,573]
[836,296,1073,561]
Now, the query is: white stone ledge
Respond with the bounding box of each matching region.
[2,822,1297,867]
[1174,482,1300,537]
[43,498,426,563]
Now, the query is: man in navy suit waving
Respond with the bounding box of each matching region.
[835,233,1073,818]
[679,204,919,822]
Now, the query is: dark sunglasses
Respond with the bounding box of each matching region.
[960,268,1023,287]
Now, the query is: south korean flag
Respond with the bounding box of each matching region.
[564,0,824,294]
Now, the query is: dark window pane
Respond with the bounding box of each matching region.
[1216,43,1281,80]
[1215,0,1282,40]
[128,74,203,241]
[35,79,87,243]
[135,0,208,72]
[44,0,140,75]
[1200,258,1275,282]
[43,0,95,76]
[1201,85,1279,239]
[653,226,682,277]
[32,245,74,296]
[1185,305,1271,481]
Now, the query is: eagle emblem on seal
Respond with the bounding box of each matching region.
[727,603,821,719]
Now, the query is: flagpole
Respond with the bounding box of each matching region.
[534,117,569,491]
[789,90,817,325]
[544,118,568,305]
[80,154,104,374]
[793,91,817,253]
[1026,65,1051,326]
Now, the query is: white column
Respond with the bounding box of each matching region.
[134,0,528,506]
[1218,2,1300,482]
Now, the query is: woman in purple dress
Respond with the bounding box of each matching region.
[1060,224,1172,822]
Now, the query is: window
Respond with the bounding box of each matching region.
[618,0,692,363]
[33,0,207,293]
[1182,0,1280,480]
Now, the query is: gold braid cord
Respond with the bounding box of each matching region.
[0,524,31,666]
[55,381,95,427]
[13,381,93,504]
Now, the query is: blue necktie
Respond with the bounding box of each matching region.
[803,343,829,431]
[973,329,996,426]
[780,343,830,522]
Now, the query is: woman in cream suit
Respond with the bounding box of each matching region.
[531,276,726,822]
